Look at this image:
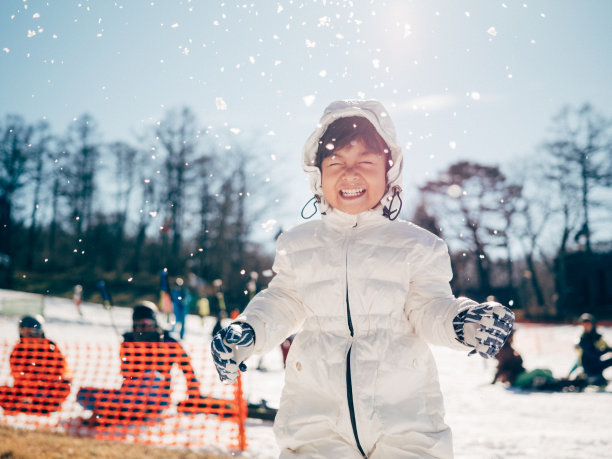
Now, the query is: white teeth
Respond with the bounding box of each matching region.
[341,188,365,197]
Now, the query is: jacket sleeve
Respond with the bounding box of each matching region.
[405,237,476,350]
[236,233,306,355]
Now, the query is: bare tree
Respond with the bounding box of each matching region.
[107,141,139,273]
[0,115,34,260]
[154,107,201,270]
[420,161,519,293]
[62,114,101,245]
[25,121,54,269]
[541,104,612,312]
[193,153,214,278]
[543,104,612,254]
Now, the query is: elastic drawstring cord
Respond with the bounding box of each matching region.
[382,186,402,221]
[301,195,319,219]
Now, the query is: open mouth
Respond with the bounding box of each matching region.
[340,188,365,198]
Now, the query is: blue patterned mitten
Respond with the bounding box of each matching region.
[211,322,255,384]
[454,302,514,358]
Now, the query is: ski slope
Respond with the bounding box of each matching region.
[1,289,610,458]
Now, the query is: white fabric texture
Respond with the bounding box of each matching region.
[236,100,474,458]
[238,211,473,458]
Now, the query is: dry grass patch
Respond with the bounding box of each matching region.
[0,424,233,459]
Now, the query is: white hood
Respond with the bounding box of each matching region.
[301,99,404,216]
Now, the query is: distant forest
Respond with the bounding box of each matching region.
[1,103,611,319]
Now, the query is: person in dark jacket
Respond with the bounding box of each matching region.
[77,301,200,425]
[571,313,612,387]
[0,315,71,415]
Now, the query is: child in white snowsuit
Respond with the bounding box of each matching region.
[211,100,514,458]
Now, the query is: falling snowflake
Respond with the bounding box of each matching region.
[215,97,228,110]
[487,26,497,37]
[447,184,463,199]
[303,94,316,107]
[261,219,277,232]
[403,24,412,38]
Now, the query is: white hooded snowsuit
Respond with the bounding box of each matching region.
[238,100,474,458]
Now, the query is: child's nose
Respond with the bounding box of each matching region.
[342,167,359,180]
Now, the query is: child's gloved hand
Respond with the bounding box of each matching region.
[211,322,255,384]
[453,302,514,358]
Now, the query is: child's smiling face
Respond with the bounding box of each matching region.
[320,137,387,215]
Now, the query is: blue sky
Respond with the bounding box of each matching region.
[1,0,611,241]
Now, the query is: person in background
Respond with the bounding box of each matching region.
[77,301,201,426]
[280,335,295,369]
[73,284,83,317]
[211,289,227,338]
[197,295,210,326]
[171,277,190,340]
[0,315,72,415]
[492,328,586,391]
[569,313,612,387]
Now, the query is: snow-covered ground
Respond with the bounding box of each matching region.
[1,289,611,458]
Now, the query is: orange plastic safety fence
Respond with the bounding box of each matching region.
[0,338,247,452]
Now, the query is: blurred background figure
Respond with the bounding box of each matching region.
[197,295,210,326]
[280,335,295,369]
[493,328,586,392]
[0,315,72,415]
[158,269,174,328]
[73,284,83,317]
[76,301,201,426]
[170,277,190,340]
[211,279,227,337]
[569,313,612,388]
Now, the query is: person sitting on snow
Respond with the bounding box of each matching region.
[0,315,72,415]
[77,301,200,425]
[492,328,586,392]
[569,313,612,388]
[210,99,514,458]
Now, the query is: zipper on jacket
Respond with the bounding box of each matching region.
[346,249,367,458]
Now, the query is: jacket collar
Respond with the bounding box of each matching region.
[321,208,387,229]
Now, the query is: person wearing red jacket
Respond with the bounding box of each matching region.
[0,315,72,415]
[76,301,201,425]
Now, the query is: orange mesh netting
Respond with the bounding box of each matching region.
[0,338,247,452]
